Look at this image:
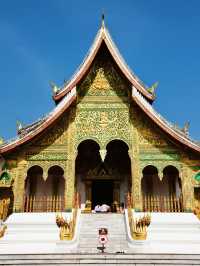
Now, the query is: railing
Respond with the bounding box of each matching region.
[126,193,151,240]
[23,195,65,212]
[56,192,80,240]
[142,194,183,212]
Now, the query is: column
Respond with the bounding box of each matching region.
[65,155,76,210]
[129,150,142,210]
[182,165,193,211]
[13,159,27,212]
[65,107,76,209]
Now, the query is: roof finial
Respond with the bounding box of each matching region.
[101,11,105,28]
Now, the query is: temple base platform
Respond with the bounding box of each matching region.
[0,212,200,255]
[0,212,76,254]
[126,212,200,254]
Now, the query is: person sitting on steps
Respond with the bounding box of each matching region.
[100,204,110,213]
[94,204,101,213]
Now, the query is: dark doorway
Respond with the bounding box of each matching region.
[92,180,113,209]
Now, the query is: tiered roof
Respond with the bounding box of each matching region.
[0,21,200,154]
[53,20,155,103]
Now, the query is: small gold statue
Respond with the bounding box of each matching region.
[56,214,73,240]
[132,213,151,240]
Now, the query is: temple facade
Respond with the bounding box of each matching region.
[0,21,200,215]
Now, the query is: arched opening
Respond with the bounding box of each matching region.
[141,165,160,196]
[75,139,101,208]
[104,140,131,207]
[24,165,65,212]
[75,139,131,211]
[76,140,101,175]
[162,165,182,197]
[25,166,44,197]
[46,166,65,197]
[142,165,183,212]
[105,140,130,175]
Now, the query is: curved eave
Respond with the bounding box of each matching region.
[53,26,154,102]
[0,89,77,154]
[132,87,200,154]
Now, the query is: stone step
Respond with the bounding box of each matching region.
[78,213,127,252]
[148,234,200,241]
[0,253,200,265]
[78,243,128,248]
[79,232,126,235]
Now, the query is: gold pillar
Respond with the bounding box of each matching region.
[182,165,193,211]
[130,107,142,211]
[65,156,76,210]
[14,159,27,212]
[65,107,76,210]
[133,161,142,210]
[129,150,142,210]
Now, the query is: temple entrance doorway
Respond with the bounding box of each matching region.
[91,180,113,209]
[76,139,132,211]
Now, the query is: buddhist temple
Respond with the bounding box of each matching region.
[0,17,200,215]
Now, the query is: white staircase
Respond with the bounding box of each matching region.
[0,213,68,254]
[1,253,200,265]
[126,212,200,254]
[0,211,200,262]
[77,213,129,253]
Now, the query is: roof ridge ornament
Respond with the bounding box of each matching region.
[182,121,190,136]
[50,81,59,95]
[147,81,159,95]
[101,12,105,28]
[16,120,23,132]
[0,137,4,145]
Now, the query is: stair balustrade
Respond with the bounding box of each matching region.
[56,192,80,240]
[0,198,10,221]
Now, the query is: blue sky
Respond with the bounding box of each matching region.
[0,0,200,141]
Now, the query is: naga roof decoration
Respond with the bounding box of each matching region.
[0,22,200,155]
[0,88,76,153]
[53,22,155,102]
[132,87,200,153]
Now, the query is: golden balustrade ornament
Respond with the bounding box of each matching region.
[127,193,151,240]
[0,198,10,221]
[82,200,92,213]
[131,214,151,240]
[56,193,79,240]
[0,225,7,238]
[56,214,74,240]
[193,204,200,220]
